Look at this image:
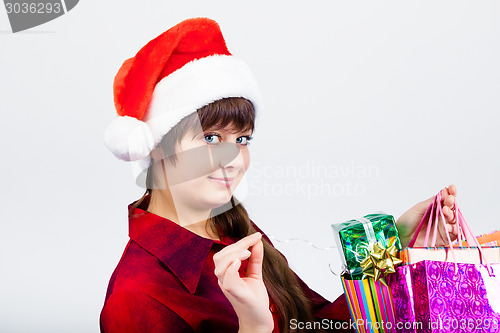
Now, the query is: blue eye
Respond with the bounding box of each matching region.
[204,134,221,145]
[204,132,253,146]
[237,136,253,146]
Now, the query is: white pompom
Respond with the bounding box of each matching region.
[104,116,155,161]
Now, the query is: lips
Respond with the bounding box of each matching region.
[208,177,234,187]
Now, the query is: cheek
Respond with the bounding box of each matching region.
[241,149,251,170]
[170,177,209,198]
[165,146,217,185]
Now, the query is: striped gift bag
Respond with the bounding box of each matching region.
[341,274,396,333]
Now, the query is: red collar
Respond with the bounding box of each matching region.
[128,194,238,294]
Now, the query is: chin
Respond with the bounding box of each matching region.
[210,199,236,216]
[202,178,242,209]
[213,193,233,207]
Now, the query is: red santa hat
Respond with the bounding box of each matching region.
[104,17,262,175]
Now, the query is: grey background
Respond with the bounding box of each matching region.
[1,1,499,332]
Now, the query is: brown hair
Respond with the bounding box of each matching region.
[129,97,323,333]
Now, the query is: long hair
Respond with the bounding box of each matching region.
[129,97,322,333]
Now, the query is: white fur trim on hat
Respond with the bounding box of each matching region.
[131,155,152,188]
[104,115,155,162]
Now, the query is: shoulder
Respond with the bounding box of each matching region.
[107,242,153,284]
[102,289,158,312]
[104,240,185,304]
[100,289,191,332]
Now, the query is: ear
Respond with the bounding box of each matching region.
[150,147,166,160]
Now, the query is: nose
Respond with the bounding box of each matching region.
[211,142,248,171]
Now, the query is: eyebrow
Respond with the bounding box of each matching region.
[191,128,253,140]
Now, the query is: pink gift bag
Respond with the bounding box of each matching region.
[387,191,500,333]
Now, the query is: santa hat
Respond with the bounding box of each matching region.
[104,18,262,187]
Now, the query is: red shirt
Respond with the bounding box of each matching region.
[100,195,353,332]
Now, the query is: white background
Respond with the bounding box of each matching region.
[1,1,499,332]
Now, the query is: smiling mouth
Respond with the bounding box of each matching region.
[208,177,234,187]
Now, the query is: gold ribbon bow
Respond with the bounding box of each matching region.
[360,239,403,286]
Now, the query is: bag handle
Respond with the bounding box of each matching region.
[408,191,466,247]
[406,190,493,276]
[407,197,433,248]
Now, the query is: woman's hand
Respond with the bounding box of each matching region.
[396,184,458,248]
[213,232,274,333]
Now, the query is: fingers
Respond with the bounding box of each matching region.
[214,249,251,284]
[432,185,460,246]
[443,206,456,224]
[448,184,457,197]
[441,185,457,224]
[218,258,244,297]
[214,233,262,262]
[246,239,264,280]
[441,184,457,205]
[213,232,262,284]
[445,221,459,241]
[235,232,262,248]
[213,232,262,264]
[437,222,458,245]
[441,186,456,207]
[446,222,458,235]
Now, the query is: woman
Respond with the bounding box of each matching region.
[101,18,458,333]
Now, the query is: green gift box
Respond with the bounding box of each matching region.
[332,213,402,279]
